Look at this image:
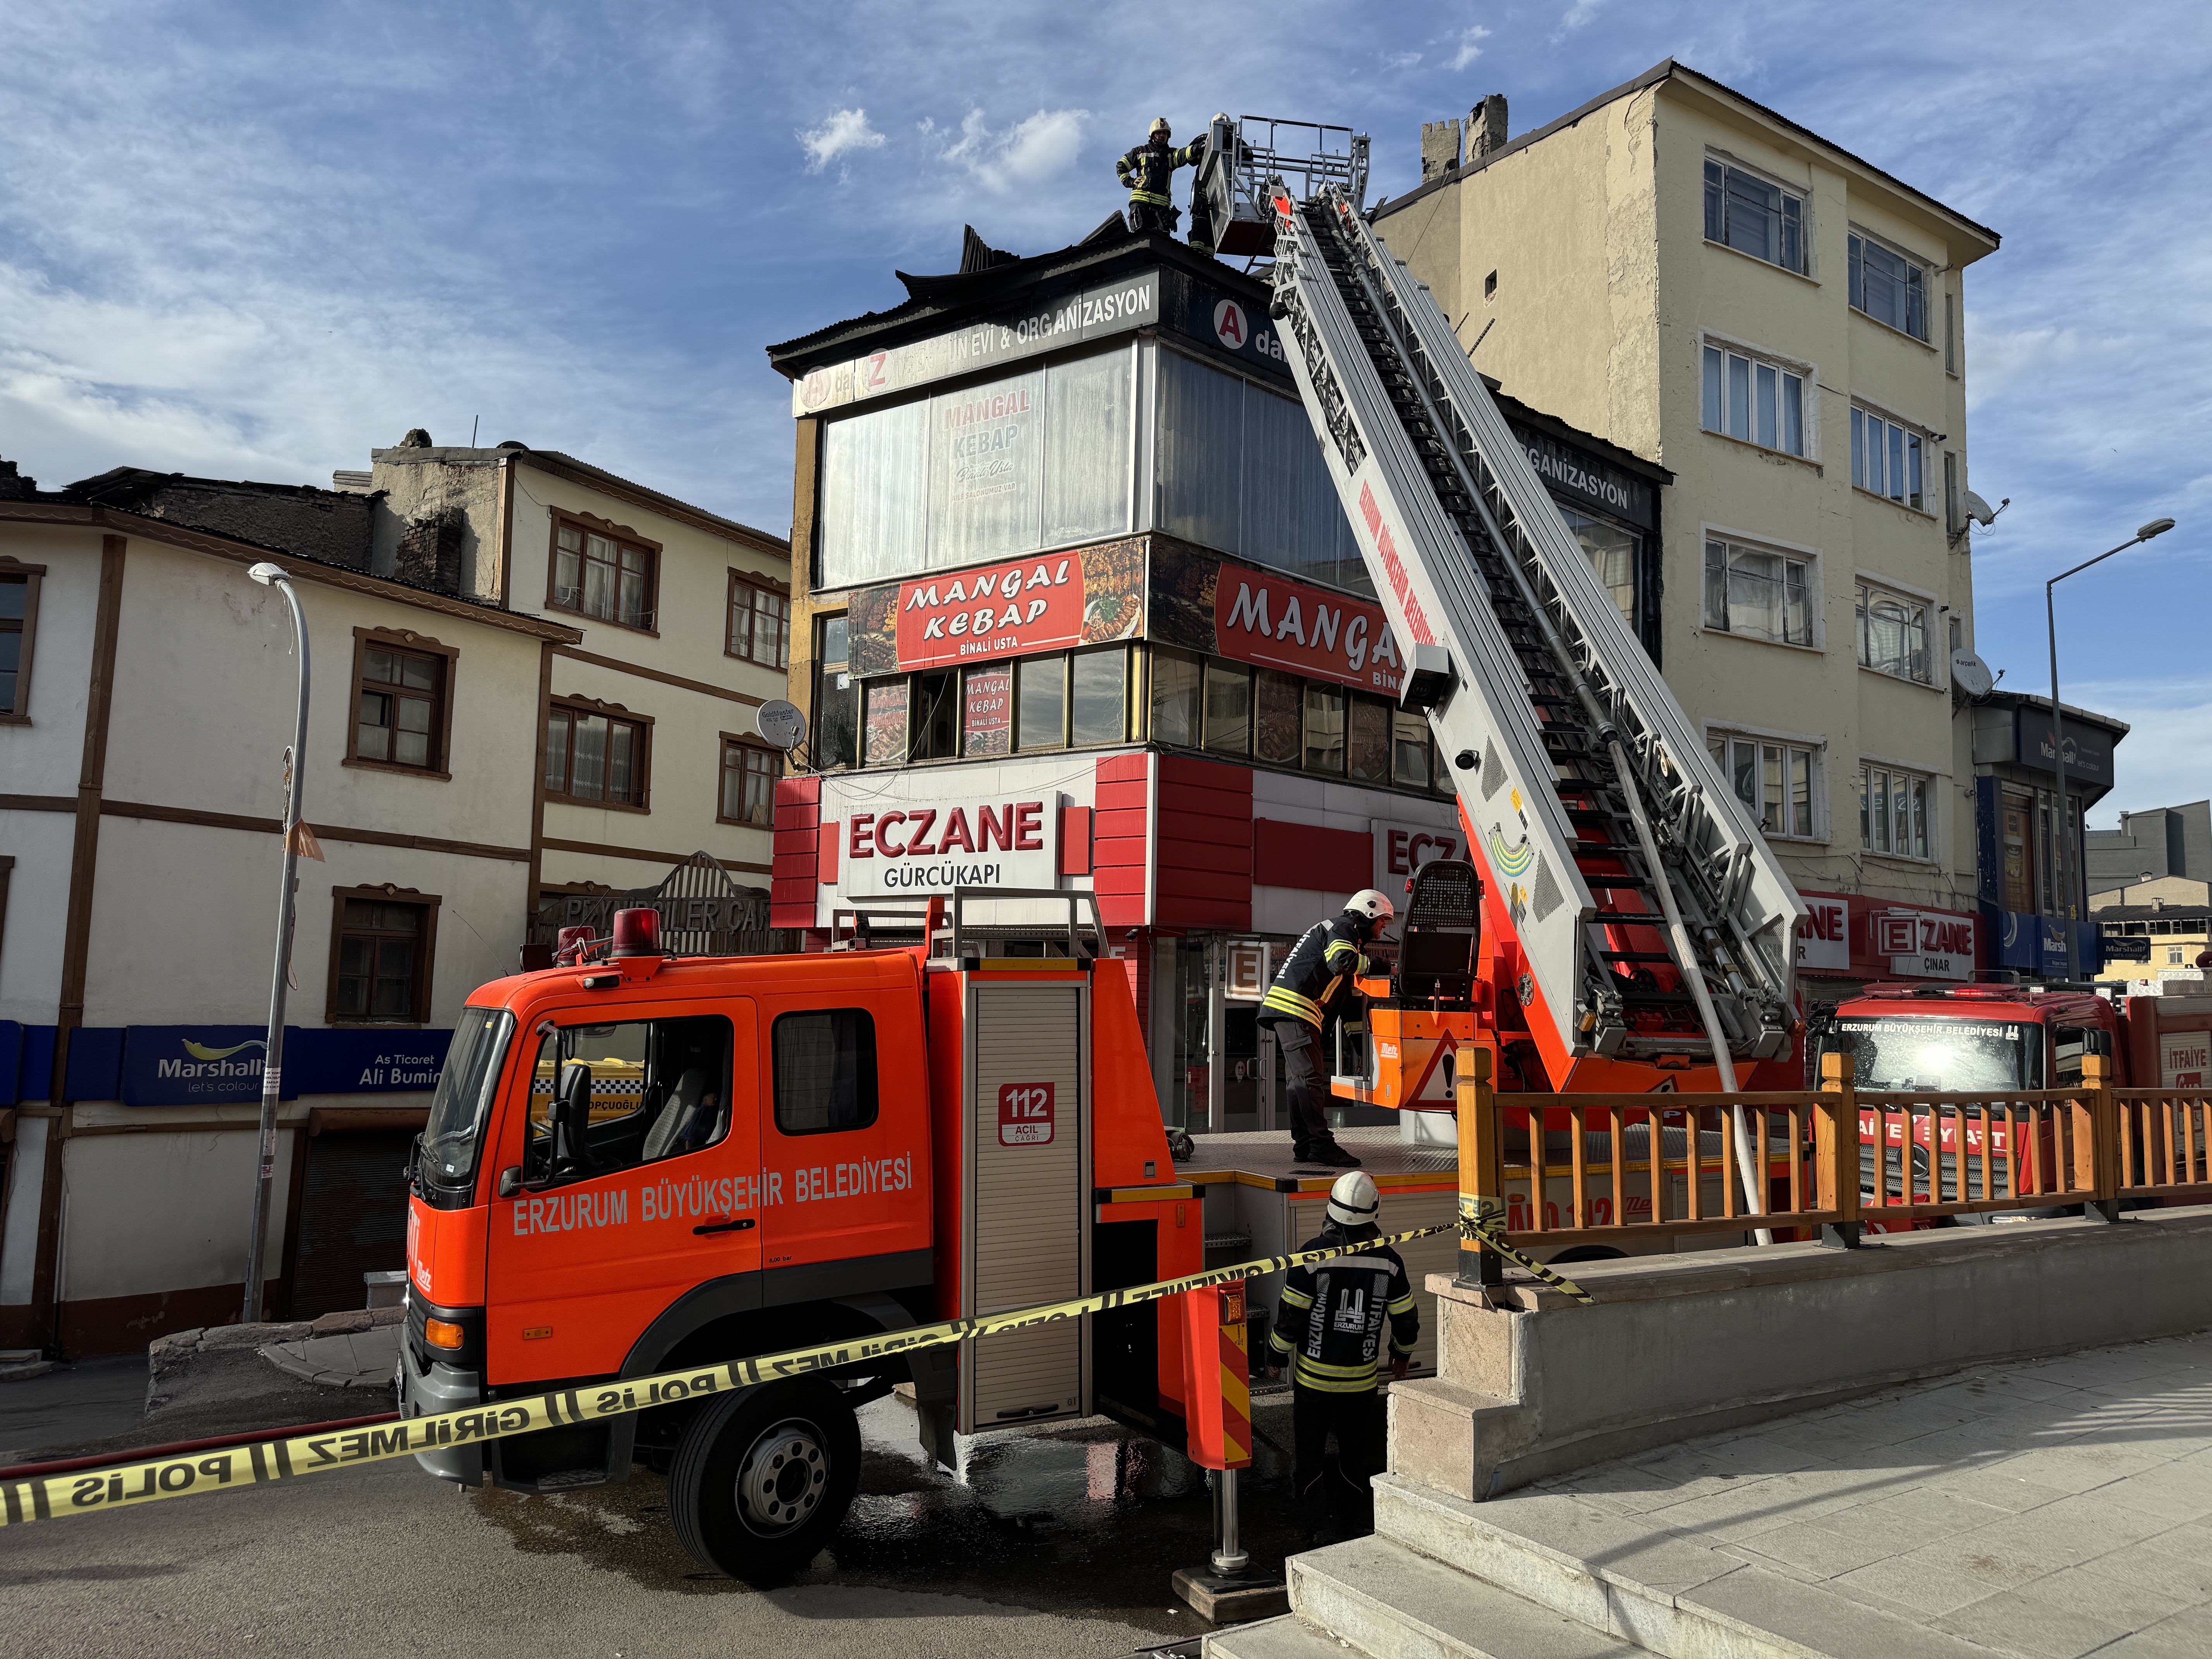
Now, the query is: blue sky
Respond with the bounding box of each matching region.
[3,1,2206,820]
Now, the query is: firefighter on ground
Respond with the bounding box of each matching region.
[1267,1170,1419,1546]
[1257,888,1395,1168]
[1118,117,1207,246]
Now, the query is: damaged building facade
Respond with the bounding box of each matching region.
[767,224,1665,1132]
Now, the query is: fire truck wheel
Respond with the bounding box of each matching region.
[669,1381,861,1583]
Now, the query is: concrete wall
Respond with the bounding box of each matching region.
[1390,1209,2212,1503]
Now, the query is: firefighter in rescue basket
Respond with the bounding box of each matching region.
[1266,1171,1419,1545]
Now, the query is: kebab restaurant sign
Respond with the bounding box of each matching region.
[840,794,1058,896]
[1211,564,1404,695]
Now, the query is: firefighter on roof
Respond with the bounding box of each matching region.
[1258,888,1395,1168]
[1118,117,1207,244]
[1267,1170,1419,1545]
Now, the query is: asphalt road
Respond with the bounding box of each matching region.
[0,1391,1311,1658]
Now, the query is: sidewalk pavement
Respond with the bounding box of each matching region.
[1493,1327,2212,1657]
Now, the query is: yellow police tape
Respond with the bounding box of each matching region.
[1460,1197,1597,1305]
[0,1218,1586,1528]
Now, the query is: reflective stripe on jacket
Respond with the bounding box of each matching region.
[1259,915,1370,1032]
[1117,137,1204,205]
[1269,1232,1419,1393]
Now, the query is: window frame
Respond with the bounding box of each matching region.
[1850,404,1930,512]
[544,694,654,812]
[0,557,44,724]
[1699,337,1811,459]
[325,883,441,1026]
[1859,761,1938,863]
[545,510,663,636]
[1701,531,1820,650]
[771,1006,881,1137]
[1854,577,1937,686]
[1702,154,1808,275]
[1847,228,1933,343]
[726,568,792,670]
[344,626,458,780]
[1707,728,1824,843]
[718,735,780,828]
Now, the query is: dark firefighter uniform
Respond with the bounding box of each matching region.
[1269,1228,1419,1540]
[1257,915,1373,1162]
[1117,135,1206,240]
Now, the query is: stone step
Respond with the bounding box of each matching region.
[1371,1476,2002,1659]
[1202,1611,1353,1659]
[1291,1534,1649,1658]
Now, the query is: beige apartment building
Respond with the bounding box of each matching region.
[1382,62,2001,989]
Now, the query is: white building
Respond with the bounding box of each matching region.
[0,438,792,1354]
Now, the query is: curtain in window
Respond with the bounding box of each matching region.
[1041,350,1132,546]
[1157,349,1245,553]
[819,400,928,589]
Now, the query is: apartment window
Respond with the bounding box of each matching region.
[1851,408,1925,509]
[327,887,440,1024]
[1856,583,1932,684]
[550,518,658,631]
[1348,695,1391,784]
[1860,765,1933,861]
[720,738,778,828]
[1848,232,1929,342]
[910,670,959,760]
[2169,946,2186,966]
[1702,345,1806,456]
[727,574,790,669]
[1151,648,1202,747]
[1392,711,1435,791]
[1709,733,1817,840]
[0,560,45,721]
[1203,660,1252,756]
[1070,647,1129,747]
[1703,538,1813,646]
[862,679,909,766]
[1704,158,1805,273]
[545,699,651,808]
[1944,291,1958,375]
[348,629,455,776]
[814,615,855,769]
[1303,682,1346,775]
[1255,668,1302,765]
[1017,654,1066,750]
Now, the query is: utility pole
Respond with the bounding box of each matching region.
[242,562,309,1325]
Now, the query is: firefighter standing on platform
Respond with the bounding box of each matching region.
[1267,1170,1419,1545]
[1257,889,1395,1168]
[1118,117,1207,244]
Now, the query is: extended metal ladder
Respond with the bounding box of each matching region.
[1267,190,1803,1083]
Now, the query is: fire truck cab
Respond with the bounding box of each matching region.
[400,893,1197,1582]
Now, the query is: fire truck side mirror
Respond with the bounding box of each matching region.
[498,1166,523,1199]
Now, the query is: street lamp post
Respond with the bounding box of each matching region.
[2046,519,2176,946]
[242,562,309,1326]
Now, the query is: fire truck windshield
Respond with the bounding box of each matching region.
[1821,1016,2044,1092]
[423,1006,516,1190]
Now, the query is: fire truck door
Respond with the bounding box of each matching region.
[959,979,1089,1432]
[755,994,933,1279]
[485,999,760,1384]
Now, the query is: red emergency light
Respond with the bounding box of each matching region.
[555,925,596,965]
[609,907,663,959]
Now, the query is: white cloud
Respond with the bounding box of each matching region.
[798,108,885,172]
[1552,0,1604,38]
[936,108,1089,196]
[1448,25,1491,71]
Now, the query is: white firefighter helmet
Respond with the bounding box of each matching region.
[1326,1170,1381,1230]
[1345,888,1396,930]
[1149,117,1171,139]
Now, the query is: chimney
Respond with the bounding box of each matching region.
[1420,118,1462,183]
[1467,94,1508,162]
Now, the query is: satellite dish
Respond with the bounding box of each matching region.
[1951,649,1995,697]
[1962,490,2009,529]
[756,699,807,752]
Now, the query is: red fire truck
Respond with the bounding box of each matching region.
[399,893,1200,1582]
[1809,977,2212,1219]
